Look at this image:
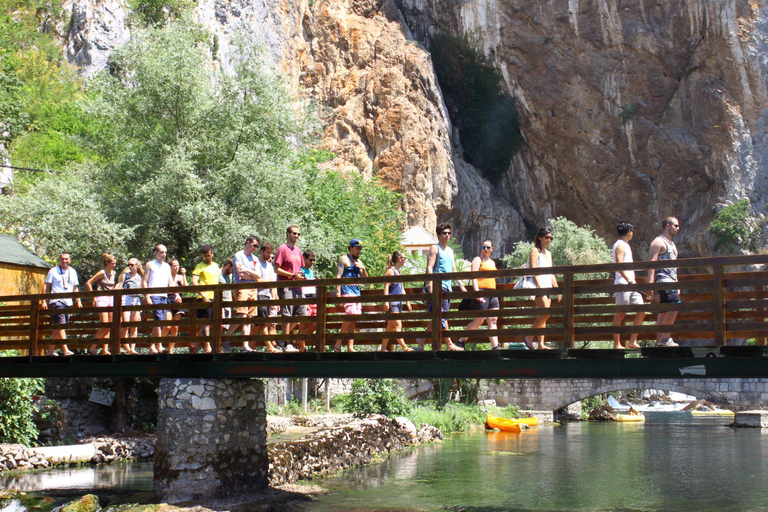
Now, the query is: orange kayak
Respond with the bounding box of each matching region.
[486,415,538,432]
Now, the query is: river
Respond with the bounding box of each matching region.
[4,412,766,512]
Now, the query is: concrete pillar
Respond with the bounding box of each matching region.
[154,378,267,502]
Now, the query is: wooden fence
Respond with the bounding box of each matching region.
[1,254,767,355]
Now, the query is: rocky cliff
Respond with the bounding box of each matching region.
[59,0,768,256]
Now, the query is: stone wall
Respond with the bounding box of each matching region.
[154,378,268,503]
[269,415,442,486]
[486,378,768,412]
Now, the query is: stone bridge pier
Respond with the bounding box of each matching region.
[154,378,268,502]
[486,378,768,412]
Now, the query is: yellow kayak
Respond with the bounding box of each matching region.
[691,409,735,416]
[486,415,538,432]
[616,413,645,422]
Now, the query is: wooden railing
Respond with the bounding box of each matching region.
[1,254,768,354]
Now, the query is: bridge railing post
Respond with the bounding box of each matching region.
[29,298,40,357]
[109,293,123,356]
[758,285,767,346]
[315,285,327,352]
[562,272,575,349]
[430,276,442,351]
[211,288,223,353]
[713,264,726,346]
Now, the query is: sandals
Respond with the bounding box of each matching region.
[523,336,535,350]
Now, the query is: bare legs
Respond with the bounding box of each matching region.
[90,310,112,355]
[612,311,647,349]
[527,295,552,349]
[381,318,413,352]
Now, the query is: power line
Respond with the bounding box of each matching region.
[0,164,62,174]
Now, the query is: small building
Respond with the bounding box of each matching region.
[0,234,51,297]
[400,226,438,257]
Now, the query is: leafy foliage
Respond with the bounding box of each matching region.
[347,379,412,417]
[708,199,761,252]
[502,217,611,269]
[0,0,92,178]
[430,34,524,184]
[128,0,193,28]
[0,378,45,445]
[1,22,404,275]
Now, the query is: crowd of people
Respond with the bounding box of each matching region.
[39,217,683,355]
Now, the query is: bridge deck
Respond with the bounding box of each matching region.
[1,254,768,378]
[0,347,766,378]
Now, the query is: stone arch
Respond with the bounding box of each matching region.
[551,378,768,412]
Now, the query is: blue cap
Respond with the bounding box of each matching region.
[349,239,364,248]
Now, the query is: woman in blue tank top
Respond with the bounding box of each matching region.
[381,250,414,352]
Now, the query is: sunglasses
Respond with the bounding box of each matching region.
[543,236,553,240]
[482,245,492,250]
[307,258,315,262]
[442,231,451,235]
[290,232,300,236]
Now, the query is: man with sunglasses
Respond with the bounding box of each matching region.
[648,216,681,347]
[41,252,82,356]
[417,223,467,351]
[275,225,306,352]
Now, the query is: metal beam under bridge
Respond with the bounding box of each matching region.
[1,347,767,379]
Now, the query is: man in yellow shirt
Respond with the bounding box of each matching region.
[191,244,220,353]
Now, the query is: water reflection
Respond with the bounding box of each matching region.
[308,413,768,512]
[0,462,154,493]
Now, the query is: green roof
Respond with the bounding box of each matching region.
[0,234,51,269]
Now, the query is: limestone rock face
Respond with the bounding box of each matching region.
[61,0,130,77]
[395,0,768,255]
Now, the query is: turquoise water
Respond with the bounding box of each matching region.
[7,413,768,511]
[306,412,768,512]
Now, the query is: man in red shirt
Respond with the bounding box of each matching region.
[274,225,306,352]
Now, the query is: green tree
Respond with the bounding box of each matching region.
[0,378,45,445]
[1,21,405,275]
[708,199,761,252]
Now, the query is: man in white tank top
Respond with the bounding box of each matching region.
[611,222,646,349]
[142,244,180,353]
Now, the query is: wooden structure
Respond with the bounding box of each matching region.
[400,226,438,257]
[0,235,50,297]
[0,254,768,379]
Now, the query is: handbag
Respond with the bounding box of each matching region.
[513,276,537,290]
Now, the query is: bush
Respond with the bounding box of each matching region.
[708,199,761,252]
[347,379,412,417]
[0,378,45,445]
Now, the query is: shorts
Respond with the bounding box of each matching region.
[236,288,258,317]
[388,302,403,314]
[616,291,644,306]
[659,289,681,304]
[94,296,113,308]
[279,287,306,316]
[150,295,170,321]
[305,293,317,317]
[257,306,271,318]
[427,299,451,329]
[49,300,69,325]
[222,305,232,328]
[122,295,141,307]
[196,299,212,319]
[473,295,499,310]
[342,293,362,315]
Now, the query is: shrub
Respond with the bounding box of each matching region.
[0,378,45,445]
[347,379,412,417]
[708,199,761,252]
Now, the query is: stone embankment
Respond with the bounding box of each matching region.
[0,436,155,472]
[269,415,442,486]
[267,413,355,435]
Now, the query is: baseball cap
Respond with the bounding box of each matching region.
[349,239,364,248]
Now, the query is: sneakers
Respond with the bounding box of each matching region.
[284,344,299,353]
[655,338,679,347]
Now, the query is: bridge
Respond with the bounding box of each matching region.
[2,254,768,501]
